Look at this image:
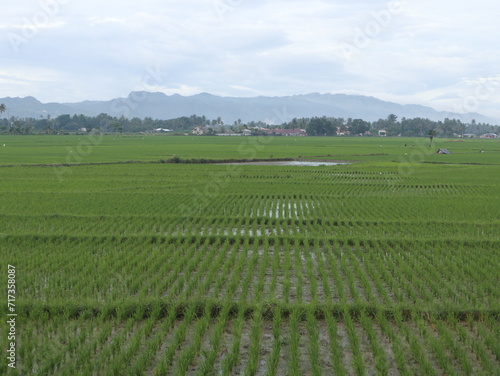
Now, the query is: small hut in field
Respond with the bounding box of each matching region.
[436,149,451,154]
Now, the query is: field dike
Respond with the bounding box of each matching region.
[11,300,499,322]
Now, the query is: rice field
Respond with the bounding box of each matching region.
[0,136,499,375]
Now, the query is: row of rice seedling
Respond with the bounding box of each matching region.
[4,309,497,375]
[1,159,499,374]
[127,306,177,375]
[4,237,497,313]
[194,303,232,375]
[3,198,498,241]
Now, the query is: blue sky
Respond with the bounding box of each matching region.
[1,0,499,119]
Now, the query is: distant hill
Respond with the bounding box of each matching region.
[0,92,496,124]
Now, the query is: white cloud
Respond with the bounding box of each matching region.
[0,0,498,119]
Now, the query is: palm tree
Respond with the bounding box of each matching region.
[43,124,53,135]
[0,103,6,115]
[428,129,436,147]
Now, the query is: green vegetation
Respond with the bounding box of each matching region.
[1,110,498,137]
[1,134,500,166]
[0,136,498,375]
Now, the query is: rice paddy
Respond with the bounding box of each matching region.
[0,135,499,375]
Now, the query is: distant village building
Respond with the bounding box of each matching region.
[480,133,498,139]
[192,126,207,135]
[192,126,306,137]
[378,130,387,137]
[217,131,240,136]
[262,128,307,136]
[276,128,306,136]
[336,130,350,136]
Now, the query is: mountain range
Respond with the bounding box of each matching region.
[0,92,496,124]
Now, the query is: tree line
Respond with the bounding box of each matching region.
[0,112,211,135]
[0,103,497,137]
[283,115,497,137]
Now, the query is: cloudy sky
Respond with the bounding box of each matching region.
[1,0,499,119]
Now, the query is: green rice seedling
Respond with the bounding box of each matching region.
[341,252,360,304]
[67,321,115,374]
[266,305,283,376]
[221,308,246,376]
[360,249,391,305]
[397,314,436,376]
[268,240,279,297]
[466,329,497,374]
[436,319,473,376]
[409,246,460,306]
[128,304,178,376]
[238,242,260,303]
[343,308,365,376]
[97,320,113,346]
[303,243,318,302]
[154,305,196,376]
[325,308,346,376]
[359,309,388,375]
[416,314,456,376]
[324,242,347,303]
[109,323,145,376]
[349,243,375,303]
[382,242,421,304]
[288,307,301,375]
[85,317,136,375]
[283,241,292,303]
[36,316,93,375]
[169,241,210,298]
[244,307,264,376]
[134,242,180,296]
[312,239,332,302]
[293,243,304,303]
[224,244,248,299]
[156,242,201,297]
[202,239,235,297]
[259,216,267,238]
[371,241,404,304]
[16,321,35,371]
[180,239,221,299]
[417,247,470,306]
[375,310,411,376]
[306,307,321,376]
[196,303,231,376]
[174,304,211,375]
[254,242,270,302]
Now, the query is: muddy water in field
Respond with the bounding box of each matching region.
[151,316,495,376]
[220,161,349,166]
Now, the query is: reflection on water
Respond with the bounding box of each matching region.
[219,161,348,166]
